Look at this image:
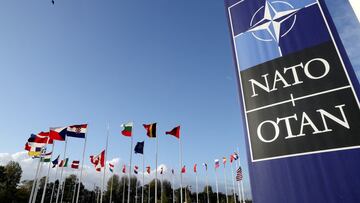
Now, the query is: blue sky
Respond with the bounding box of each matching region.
[0,0,359,199]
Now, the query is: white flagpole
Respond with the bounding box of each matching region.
[101,123,110,203]
[236,148,245,203]
[148,179,150,203]
[141,155,145,203]
[71,174,78,203]
[122,175,126,203]
[50,164,60,203]
[172,171,175,203]
[155,134,159,203]
[60,175,67,203]
[179,138,183,203]
[195,169,199,203]
[135,175,138,203]
[205,166,209,203]
[56,136,68,203]
[32,159,44,203]
[127,129,134,203]
[184,186,187,203]
[230,160,236,203]
[161,170,163,203]
[28,152,42,203]
[76,127,89,203]
[223,162,228,203]
[40,141,56,203]
[110,173,114,203]
[215,168,219,203]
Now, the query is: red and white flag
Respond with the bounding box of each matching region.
[181,165,186,173]
[90,150,105,172]
[71,160,80,169]
[122,164,126,174]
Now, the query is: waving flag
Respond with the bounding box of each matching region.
[233,152,239,160]
[28,147,43,157]
[109,163,114,173]
[67,124,87,138]
[52,155,60,168]
[171,169,174,175]
[134,165,139,174]
[222,157,227,166]
[143,123,156,138]
[49,127,67,141]
[71,160,80,169]
[146,166,151,174]
[181,165,186,173]
[90,150,105,172]
[215,159,220,169]
[134,141,144,154]
[165,126,180,139]
[236,167,243,181]
[203,163,208,171]
[121,122,133,137]
[122,165,126,174]
[30,132,53,144]
[160,167,164,175]
[194,164,197,173]
[59,158,69,167]
[40,152,52,162]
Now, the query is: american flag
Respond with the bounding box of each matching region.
[236,167,243,181]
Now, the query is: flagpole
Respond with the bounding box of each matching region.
[32,158,44,203]
[205,166,209,203]
[195,169,199,203]
[76,126,88,203]
[40,141,56,203]
[101,123,110,203]
[122,175,126,203]
[60,175,67,203]
[155,134,159,203]
[235,161,242,203]
[141,155,144,203]
[230,160,236,203]
[110,173,114,203]
[72,175,77,203]
[215,168,219,203]
[28,152,42,203]
[56,136,68,203]
[127,131,134,203]
[148,180,150,203]
[179,138,183,203]
[223,163,228,203]
[161,170,163,203]
[135,176,138,203]
[236,148,245,203]
[50,164,60,203]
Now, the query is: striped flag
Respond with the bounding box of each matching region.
[71,160,80,169]
[134,165,139,174]
[52,155,60,168]
[143,123,156,138]
[121,122,133,137]
[40,152,52,162]
[215,159,220,169]
[146,166,151,174]
[109,163,114,173]
[236,167,243,181]
[59,158,69,167]
[222,157,227,166]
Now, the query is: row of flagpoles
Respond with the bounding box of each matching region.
[24,123,246,203]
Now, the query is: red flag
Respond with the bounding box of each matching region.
[230,154,234,163]
[181,165,186,173]
[165,126,180,139]
[71,160,80,169]
[90,150,105,172]
[193,164,197,173]
[143,123,156,138]
[146,166,151,174]
[222,157,227,166]
[122,164,126,173]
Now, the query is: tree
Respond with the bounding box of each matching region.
[0,161,22,202]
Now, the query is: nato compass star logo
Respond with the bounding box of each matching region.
[248,0,298,53]
[230,0,328,70]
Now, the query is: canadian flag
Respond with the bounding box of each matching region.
[90,150,105,172]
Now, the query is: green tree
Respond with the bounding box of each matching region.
[0,161,22,203]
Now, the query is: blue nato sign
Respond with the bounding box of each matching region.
[225,0,360,202]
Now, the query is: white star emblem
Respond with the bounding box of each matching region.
[248,1,298,43]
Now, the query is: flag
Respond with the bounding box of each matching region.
[215,159,220,169]
[236,167,243,181]
[160,167,164,175]
[181,165,186,173]
[230,155,234,163]
[134,166,139,174]
[90,150,105,172]
[24,143,31,151]
[203,163,208,171]
[171,169,174,175]
[59,158,69,167]
[193,164,197,173]
[122,165,126,174]
[40,152,52,162]
[134,141,144,154]
[52,155,60,168]
[165,126,180,139]
[109,163,114,173]
[146,166,151,174]
[67,124,87,138]
[49,127,67,141]
[29,132,54,144]
[121,122,133,137]
[71,160,80,169]
[28,147,43,157]
[232,152,239,161]
[143,123,156,138]
[222,157,227,166]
